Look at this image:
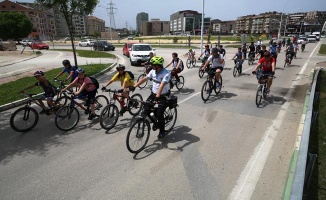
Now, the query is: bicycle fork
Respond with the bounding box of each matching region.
[23,106,31,121]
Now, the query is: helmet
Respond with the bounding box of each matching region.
[150,56,164,65]
[116,64,125,71]
[189,48,192,51]
[34,71,44,77]
[264,51,271,57]
[76,68,85,74]
[62,60,70,65]
[212,48,219,53]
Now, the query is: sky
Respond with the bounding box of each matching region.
[19,0,326,29]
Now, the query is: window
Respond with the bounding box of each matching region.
[1,5,6,8]
[11,5,15,8]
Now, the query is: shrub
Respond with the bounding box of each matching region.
[173,37,178,44]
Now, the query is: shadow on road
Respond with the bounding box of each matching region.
[171,87,195,96]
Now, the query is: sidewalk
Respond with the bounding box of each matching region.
[0,51,38,67]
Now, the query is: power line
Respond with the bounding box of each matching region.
[106,0,116,41]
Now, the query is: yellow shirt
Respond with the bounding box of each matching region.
[111,72,134,88]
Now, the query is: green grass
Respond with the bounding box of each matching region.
[225,44,242,48]
[52,49,116,58]
[319,44,326,54]
[0,63,111,106]
[151,44,199,49]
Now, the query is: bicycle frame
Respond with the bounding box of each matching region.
[66,94,88,111]
[23,93,49,110]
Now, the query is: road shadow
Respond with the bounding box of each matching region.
[171,87,195,96]
[203,90,237,104]
[238,73,251,76]
[289,64,301,68]
[258,95,287,108]
[133,125,200,160]
[103,116,137,134]
[275,67,285,70]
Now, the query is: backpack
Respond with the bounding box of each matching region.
[126,71,134,80]
[88,76,99,89]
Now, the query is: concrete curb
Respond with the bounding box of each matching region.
[0,54,39,68]
[0,60,118,113]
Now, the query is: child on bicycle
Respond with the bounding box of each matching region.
[20,71,58,114]
[165,52,183,86]
[141,52,154,74]
[198,45,211,64]
[201,48,224,88]
[231,47,245,75]
[54,60,78,83]
[101,64,135,116]
[184,48,195,61]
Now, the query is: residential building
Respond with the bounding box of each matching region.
[136,12,149,34]
[88,16,105,36]
[306,11,326,32]
[170,10,209,35]
[73,15,88,37]
[212,19,236,34]
[141,19,170,36]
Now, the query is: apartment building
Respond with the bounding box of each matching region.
[211,19,236,34]
[88,16,105,35]
[141,19,170,36]
[136,12,149,34]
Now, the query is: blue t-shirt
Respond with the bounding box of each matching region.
[62,66,78,79]
[269,44,278,54]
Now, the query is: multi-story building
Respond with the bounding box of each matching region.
[306,11,326,32]
[73,15,88,37]
[212,19,236,34]
[136,12,149,34]
[88,16,105,36]
[141,19,170,36]
[170,10,209,35]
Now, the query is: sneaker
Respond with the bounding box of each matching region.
[158,131,165,139]
[84,108,90,115]
[88,113,96,120]
[39,109,47,114]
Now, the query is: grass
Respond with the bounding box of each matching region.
[0,63,111,106]
[225,44,242,48]
[319,44,326,54]
[304,70,326,199]
[51,49,116,58]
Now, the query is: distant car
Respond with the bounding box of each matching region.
[78,39,95,47]
[21,39,32,46]
[123,42,138,57]
[129,43,156,66]
[307,35,317,43]
[128,36,134,40]
[93,41,115,51]
[297,37,307,44]
[30,41,49,50]
[321,35,326,38]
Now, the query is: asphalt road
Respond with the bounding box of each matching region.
[0,40,324,200]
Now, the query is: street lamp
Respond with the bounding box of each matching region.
[200,0,204,54]
[279,0,291,39]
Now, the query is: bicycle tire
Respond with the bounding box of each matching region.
[198,67,205,78]
[99,104,119,130]
[201,80,212,102]
[55,95,69,107]
[126,118,150,154]
[164,106,177,132]
[137,74,147,89]
[233,64,238,77]
[10,106,39,132]
[175,76,185,90]
[55,106,80,131]
[128,93,143,116]
[186,59,191,69]
[93,95,109,116]
[192,59,196,67]
[214,75,222,94]
[255,85,263,107]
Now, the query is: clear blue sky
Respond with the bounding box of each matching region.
[19,0,326,29]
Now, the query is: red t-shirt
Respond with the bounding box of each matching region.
[259,57,275,71]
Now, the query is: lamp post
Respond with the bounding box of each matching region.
[279,0,291,39]
[200,0,204,54]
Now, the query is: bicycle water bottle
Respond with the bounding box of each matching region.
[150,112,156,121]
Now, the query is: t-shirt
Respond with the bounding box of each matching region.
[259,57,275,71]
[234,52,244,61]
[62,66,78,80]
[269,44,278,54]
[208,54,224,68]
[35,79,56,94]
[202,49,211,57]
[146,68,170,95]
[111,72,135,88]
[171,58,184,70]
[219,48,226,56]
[259,50,267,58]
[248,45,255,52]
[72,76,96,92]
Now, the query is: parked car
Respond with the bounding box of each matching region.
[21,39,33,46]
[297,36,307,44]
[30,41,49,50]
[93,41,115,51]
[312,31,320,41]
[129,43,156,66]
[123,42,138,57]
[307,35,317,43]
[127,36,134,40]
[78,39,95,47]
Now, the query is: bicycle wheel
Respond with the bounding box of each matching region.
[10,106,39,132]
[126,118,150,154]
[55,106,80,131]
[128,93,143,116]
[93,95,109,116]
[175,76,185,90]
[164,106,177,132]
[137,74,147,89]
[186,59,191,69]
[255,85,263,107]
[192,59,196,67]
[284,61,287,68]
[55,95,69,107]
[99,104,119,130]
[233,65,238,77]
[198,67,205,78]
[214,75,222,94]
[201,80,212,102]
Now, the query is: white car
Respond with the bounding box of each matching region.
[307,35,317,43]
[297,37,307,44]
[78,39,95,47]
[129,44,156,66]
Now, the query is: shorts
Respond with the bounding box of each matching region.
[212,67,223,72]
[40,92,55,100]
[257,70,273,80]
[85,89,97,104]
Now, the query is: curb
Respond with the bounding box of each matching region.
[0,54,39,68]
[0,61,118,113]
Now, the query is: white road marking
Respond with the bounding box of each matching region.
[178,92,200,104]
[228,42,321,200]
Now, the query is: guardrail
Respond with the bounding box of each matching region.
[290,68,322,199]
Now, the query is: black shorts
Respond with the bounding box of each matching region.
[212,67,223,72]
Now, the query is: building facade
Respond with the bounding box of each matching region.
[212,19,236,34]
[88,16,105,36]
[141,19,170,36]
[136,12,149,34]
[170,10,209,35]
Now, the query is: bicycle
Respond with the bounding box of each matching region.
[186,56,196,68]
[54,92,109,131]
[170,71,185,90]
[233,59,242,77]
[198,64,211,78]
[99,89,143,130]
[53,79,71,106]
[126,96,178,154]
[10,92,67,132]
[255,73,273,107]
[284,53,292,68]
[248,53,255,65]
[201,68,223,102]
[136,64,152,89]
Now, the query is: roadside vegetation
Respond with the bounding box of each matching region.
[51,49,115,58]
[0,63,111,106]
[319,44,326,54]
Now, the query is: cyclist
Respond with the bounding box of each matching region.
[293,41,299,58]
[141,52,154,73]
[242,43,248,59]
[231,47,245,74]
[61,68,98,120]
[54,60,78,83]
[252,51,275,94]
[282,38,286,47]
[255,45,267,60]
[285,42,295,64]
[198,45,211,64]
[248,42,256,61]
[131,56,171,139]
[101,64,134,116]
[219,45,226,57]
[269,41,278,67]
[201,48,224,88]
[184,48,195,61]
[286,38,291,46]
[256,38,262,53]
[20,71,58,114]
[165,52,183,86]
[301,39,307,51]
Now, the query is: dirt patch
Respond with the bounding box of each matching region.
[0,50,35,57]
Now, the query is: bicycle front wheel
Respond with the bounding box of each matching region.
[10,107,39,132]
[128,93,143,116]
[214,75,222,94]
[198,67,204,78]
[186,59,191,69]
[99,104,119,130]
[55,95,69,107]
[164,106,177,132]
[233,65,238,77]
[126,118,150,154]
[137,74,147,89]
[55,106,80,131]
[201,80,212,102]
[94,95,109,116]
[255,85,263,107]
[192,59,196,67]
[176,76,185,90]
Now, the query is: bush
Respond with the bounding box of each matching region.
[173,37,178,44]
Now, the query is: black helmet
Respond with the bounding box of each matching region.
[212,48,219,53]
[62,60,70,65]
[116,64,125,71]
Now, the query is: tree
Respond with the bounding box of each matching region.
[36,0,99,66]
[0,12,33,40]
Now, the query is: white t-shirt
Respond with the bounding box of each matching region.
[172,58,183,70]
[202,49,211,57]
[208,54,224,68]
[256,41,262,46]
[146,68,170,94]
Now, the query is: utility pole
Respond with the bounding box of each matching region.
[107,0,116,42]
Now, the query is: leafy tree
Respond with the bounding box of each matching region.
[0,12,33,40]
[36,0,99,66]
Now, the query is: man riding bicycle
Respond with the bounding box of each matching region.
[54,60,78,83]
[131,56,171,139]
[199,45,211,64]
[231,47,245,74]
[141,52,154,73]
[255,45,267,60]
[201,48,224,88]
[219,45,226,57]
[165,52,184,86]
[248,42,256,60]
[269,41,278,67]
[252,51,275,94]
[102,64,135,116]
[285,42,295,64]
